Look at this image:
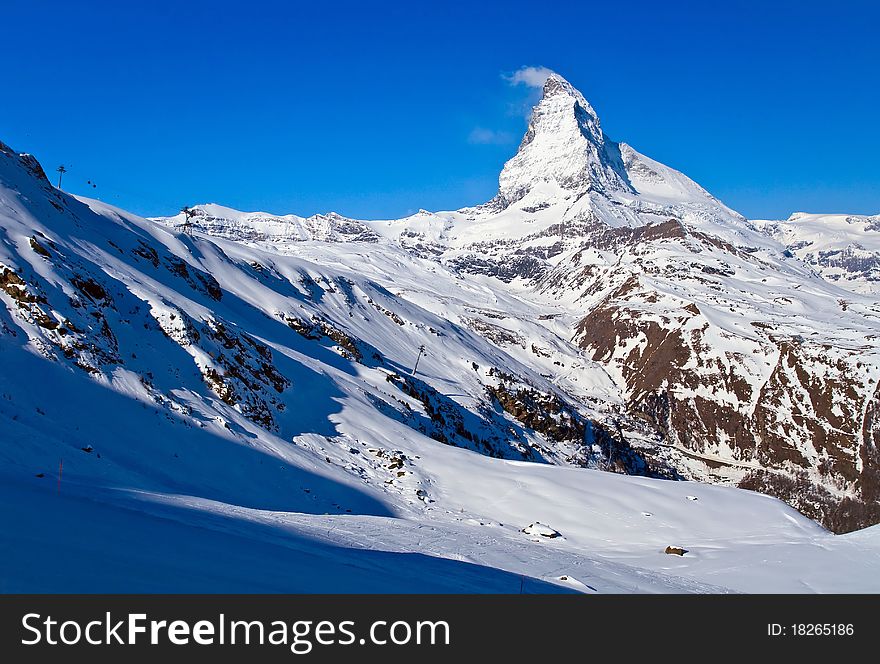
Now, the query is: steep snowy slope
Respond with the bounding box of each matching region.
[3,137,879,592]
[156,73,880,534]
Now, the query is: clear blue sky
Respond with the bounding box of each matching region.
[2,0,878,219]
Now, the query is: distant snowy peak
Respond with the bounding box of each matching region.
[496,72,633,208]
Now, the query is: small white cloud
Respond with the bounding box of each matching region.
[468,127,515,145]
[504,65,554,88]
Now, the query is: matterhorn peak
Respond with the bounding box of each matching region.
[495,71,631,208]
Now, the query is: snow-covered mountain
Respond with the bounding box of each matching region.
[2,72,879,592]
[155,73,880,535]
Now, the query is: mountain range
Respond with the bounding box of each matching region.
[1,72,878,592]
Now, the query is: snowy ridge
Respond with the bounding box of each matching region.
[754,212,880,295]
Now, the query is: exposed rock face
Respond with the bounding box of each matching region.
[564,219,879,532]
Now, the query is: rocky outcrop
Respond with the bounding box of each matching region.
[573,266,879,532]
